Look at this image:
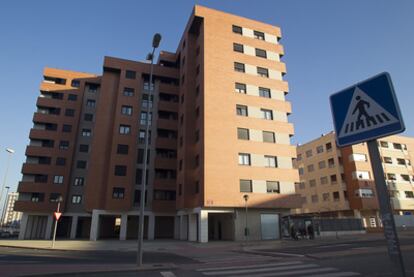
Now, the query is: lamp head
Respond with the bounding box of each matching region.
[6,148,15,154]
[243,194,249,202]
[152,33,162,48]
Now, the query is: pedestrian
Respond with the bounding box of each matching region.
[290,224,298,240]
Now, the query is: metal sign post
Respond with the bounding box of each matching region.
[367,140,406,277]
[51,201,62,249]
[330,72,406,276]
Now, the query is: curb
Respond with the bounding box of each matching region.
[21,263,177,276]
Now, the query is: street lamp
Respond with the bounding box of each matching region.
[137,33,162,267]
[243,194,249,241]
[0,148,15,220]
[51,196,63,248]
[0,186,10,227]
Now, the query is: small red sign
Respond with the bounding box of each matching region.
[54,212,62,221]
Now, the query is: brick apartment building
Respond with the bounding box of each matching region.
[294,132,414,229]
[15,5,301,241]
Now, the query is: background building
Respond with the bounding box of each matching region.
[1,192,22,227]
[294,131,414,230]
[15,5,300,242]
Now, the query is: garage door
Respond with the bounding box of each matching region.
[261,214,280,240]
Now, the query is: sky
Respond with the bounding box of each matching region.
[0,0,413,197]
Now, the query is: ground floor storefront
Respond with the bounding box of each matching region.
[19,207,289,242]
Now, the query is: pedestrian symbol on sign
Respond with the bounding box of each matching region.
[339,87,399,138]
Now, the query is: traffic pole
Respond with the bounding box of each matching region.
[367,140,406,276]
[51,201,61,249]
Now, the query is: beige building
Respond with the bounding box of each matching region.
[1,192,22,227]
[295,131,414,229]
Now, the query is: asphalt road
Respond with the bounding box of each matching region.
[2,237,414,276]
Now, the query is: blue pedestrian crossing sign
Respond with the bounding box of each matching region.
[330,72,405,147]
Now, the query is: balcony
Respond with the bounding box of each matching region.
[152,199,176,213]
[156,137,177,149]
[158,101,178,112]
[33,112,60,124]
[157,119,178,130]
[14,200,60,213]
[154,157,176,169]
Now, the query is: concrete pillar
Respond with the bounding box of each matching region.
[188,214,197,241]
[353,209,362,218]
[376,211,382,227]
[70,215,78,239]
[44,215,54,240]
[174,216,180,239]
[119,214,128,240]
[179,215,185,240]
[89,210,100,241]
[18,213,29,240]
[148,214,155,240]
[198,210,208,243]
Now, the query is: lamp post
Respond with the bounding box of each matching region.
[137,33,161,267]
[1,186,10,227]
[243,194,249,241]
[0,148,15,222]
[51,196,63,248]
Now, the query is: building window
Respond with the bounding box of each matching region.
[82,129,91,137]
[195,129,200,142]
[53,175,64,184]
[232,25,243,34]
[320,176,328,185]
[62,124,72,133]
[255,48,267,58]
[71,80,81,88]
[307,164,314,172]
[401,174,410,182]
[237,128,249,140]
[261,109,273,120]
[238,153,251,166]
[333,191,340,201]
[77,160,87,169]
[257,67,269,78]
[119,125,131,135]
[195,155,200,168]
[298,182,305,189]
[309,179,316,187]
[259,87,271,98]
[195,181,200,194]
[328,158,335,168]
[393,143,402,150]
[356,188,374,198]
[138,130,146,144]
[263,131,275,143]
[56,157,66,166]
[71,195,82,204]
[65,109,75,117]
[233,43,244,53]
[140,112,152,125]
[396,158,406,165]
[31,193,44,202]
[240,179,252,192]
[84,113,93,121]
[86,99,96,107]
[387,173,397,181]
[79,144,89,153]
[125,70,136,79]
[49,193,62,203]
[330,174,338,184]
[323,193,330,202]
[326,142,333,151]
[74,177,84,186]
[59,140,69,150]
[405,191,414,198]
[115,165,127,176]
[236,105,248,116]
[254,30,265,40]
[234,62,245,73]
[311,195,318,203]
[266,181,280,193]
[305,149,313,157]
[318,161,326,169]
[298,168,304,175]
[123,87,134,96]
[112,187,125,199]
[68,94,77,101]
[117,144,129,154]
[121,105,133,116]
[88,84,99,93]
[142,94,153,109]
[316,145,324,154]
[265,155,277,167]
[235,83,246,94]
